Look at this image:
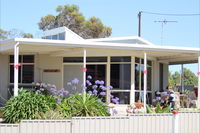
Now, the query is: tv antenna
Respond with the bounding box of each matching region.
[154,19,177,45]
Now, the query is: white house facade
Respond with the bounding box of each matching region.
[0,27,200,109]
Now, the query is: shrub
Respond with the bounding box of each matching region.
[0,107,3,118]
[59,93,109,117]
[35,109,65,120]
[3,90,57,123]
[146,103,171,113]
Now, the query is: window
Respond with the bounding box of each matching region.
[43,32,66,40]
[52,35,58,40]
[59,33,65,40]
[9,55,34,83]
[110,57,131,104]
[135,57,152,103]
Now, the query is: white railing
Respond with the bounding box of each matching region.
[0,111,199,133]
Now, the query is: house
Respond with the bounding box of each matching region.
[0,27,200,110]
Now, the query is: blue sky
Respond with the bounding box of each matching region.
[1,0,199,74]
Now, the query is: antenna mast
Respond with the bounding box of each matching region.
[154,19,177,45]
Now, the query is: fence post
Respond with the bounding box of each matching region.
[172,110,179,133]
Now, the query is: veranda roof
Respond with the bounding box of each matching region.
[0,38,199,64]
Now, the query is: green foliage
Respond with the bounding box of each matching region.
[0,29,8,40]
[169,68,198,88]
[0,107,3,118]
[22,33,33,38]
[3,90,56,123]
[35,109,65,120]
[38,4,112,39]
[146,103,171,113]
[59,93,109,117]
[0,29,33,40]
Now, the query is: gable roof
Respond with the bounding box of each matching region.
[87,36,155,45]
[43,26,84,41]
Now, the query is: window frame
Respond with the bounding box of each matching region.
[9,55,35,84]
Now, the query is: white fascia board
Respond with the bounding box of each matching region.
[87,36,138,41]
[1,38,200,54]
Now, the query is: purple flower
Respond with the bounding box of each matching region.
[100,86,107,91]
[59,93,64,97]
[71,78,79,84]
[64,90,69,95]
[156,96,161,101]
[102,103,106,106]
[95,80,101,84]
[97,99,101,103]
[162,92,168,96]
[36,90,41,93]
[108,94,114,98]
[113,109,118,114]
[87,75,92,79]
[112,98,119,104]
[86,80,92,86]
[72,86,77,90]
[88,91,93,95]
[107,85,113,90]
[67,82,72,86]
[100,92,106,96]
[93,90,98,96]
[92,85,98,89]
[57,99,61,104]
[161,100,165,103]
[100,80,104,85]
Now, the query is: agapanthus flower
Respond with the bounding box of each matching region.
[36,90,41,93]
[100,92,106,96]
[92,85,98,89]
[113,109,118,114]
[108,94,114,98]
[100,86,107,91]
[88,91,93,95]
[71,78,79,84]
[107,85,113,90]
[93,89,98,96]
[67,82,72,86]
[57,99,61,104]
[99,80,104,85]
[95,80,101,84]
[156,96,161,101]
[86,80,92,86]
[87,75,92,79]
[162,91,168,96]
[97,99,101,103]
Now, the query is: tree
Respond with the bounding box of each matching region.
[0,29,8,40]
[38,4,112,39]
[23,33,33,38]
[0,29,33,40]
[168,68,198,88]
[183,68,198,86]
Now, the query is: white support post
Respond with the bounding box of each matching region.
[181,64,184,92]
[14,42,19,96]
[198,56,200,109]
[143,52,147,112]
[83,49,87,93]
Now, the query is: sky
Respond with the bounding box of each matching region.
[0,0,200,74]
